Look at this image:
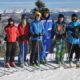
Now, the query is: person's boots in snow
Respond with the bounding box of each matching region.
[5,62,11,68]
[40,60,46,65]
[76,61,80,68]
[19,63,25,68]
[30,61,35,66]
[34,60,39,66]
[9,62,16,67]
[24,62,28,66]
[24,59,29,66]
[68,61,73,68]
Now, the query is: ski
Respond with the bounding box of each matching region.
[0,69,7,77]
[29,65,40,71]
[0,68,16,75]
[23,66,34,72]
[39,64,50,71]
[45,63,60,69]
[63,63,76,69]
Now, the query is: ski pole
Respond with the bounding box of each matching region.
[67,39,74,61]
[50,35,56,61]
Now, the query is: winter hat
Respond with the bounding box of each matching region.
[71,14,77,18]
[8,18,14,22]
[21,14,27,19]
[58,14,64,18]
[44,8,50,13]
[35,11,42,17]
[71,14,78,21]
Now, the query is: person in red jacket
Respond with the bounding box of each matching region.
[4,18,19,68]
[18,14,30,67]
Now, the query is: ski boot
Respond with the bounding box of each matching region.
[76,61,80,68]
[9,62,16,68]
[5,62,11,68]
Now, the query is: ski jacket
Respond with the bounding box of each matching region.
[30,20,44,41]
[4,24,19,42]
[18,23,30,44]
[54,21,67,40]
[41,16,54,39]
[67,21,80,44]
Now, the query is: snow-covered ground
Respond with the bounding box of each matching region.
[0,54,80,80]
[0,67,80,80]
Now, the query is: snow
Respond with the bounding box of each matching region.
[0,67,80,80]
[0,54,80,80]
[1,8,80,14]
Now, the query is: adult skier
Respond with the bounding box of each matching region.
[30,12,44,66]
[4,18,19,68]
[18,14,30,68]
[67,14,80,67]
[40,8,54,64]
[54,14,67,65]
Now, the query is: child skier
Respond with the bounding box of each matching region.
[4,18,19,68]
[54,14,67,65]
[67,14,80,67]
[18,14,30,68]
[30,12,44,66]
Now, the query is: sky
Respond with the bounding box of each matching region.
[0,0,80,10]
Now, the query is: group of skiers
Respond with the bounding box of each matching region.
[4,9,80,68]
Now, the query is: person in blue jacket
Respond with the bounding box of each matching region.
[40,8,54,64]
[67,14,80,67]
[30,12,44,66]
